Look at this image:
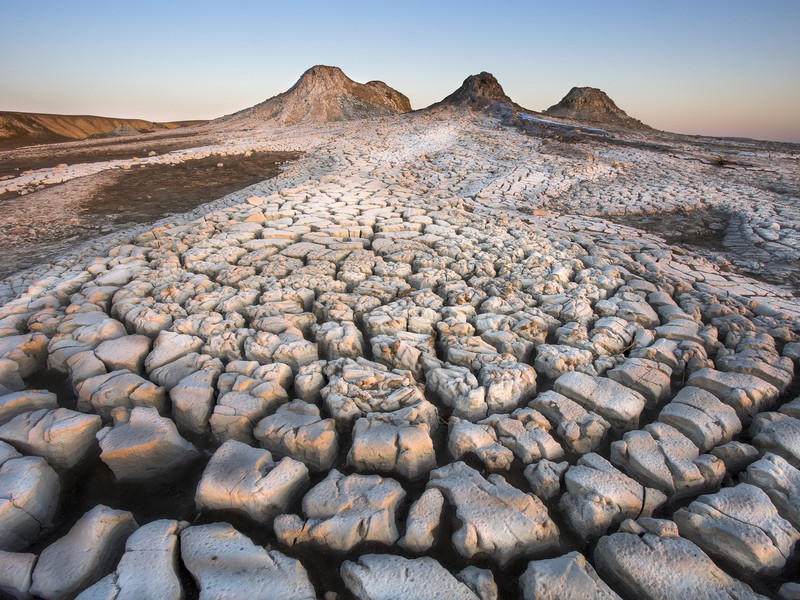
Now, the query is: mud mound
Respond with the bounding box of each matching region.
[223,65,411,126]
[545,87,650,130]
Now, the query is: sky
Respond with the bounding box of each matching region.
[1,0,799,142]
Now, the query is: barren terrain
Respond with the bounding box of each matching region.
[1,67,799,599]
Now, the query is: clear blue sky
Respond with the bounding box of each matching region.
[2,0,799,142]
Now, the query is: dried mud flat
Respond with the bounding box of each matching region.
[0,147,299,278]
[1,99,800,600]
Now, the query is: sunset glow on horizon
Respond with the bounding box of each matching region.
[2,0,798,142]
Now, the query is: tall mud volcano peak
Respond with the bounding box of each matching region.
[544,86,649,130]
[434,72,516,111]
[222,65,411,127]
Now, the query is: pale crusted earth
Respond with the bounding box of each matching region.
[1,104,800,599]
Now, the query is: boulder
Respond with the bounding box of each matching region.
[533,344,596,379]
[710,441,760,474]
[398,488,445,552]
[315,321,364,360]
[478,359,537,414]
[524,459,569,501]
[426,364,487,421]
[321,358,426,429]
[0,333,47,378]
[480,408,563,464]
[170,365,220,436]
[0,359,25,396]
[606,358,672,405]
[348,402,437,480]
[77,370,166,420]
[448,417,513,471]
[93,335,151,373]
[687,368,779,423]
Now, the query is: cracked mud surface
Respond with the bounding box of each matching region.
[0,105,799,599]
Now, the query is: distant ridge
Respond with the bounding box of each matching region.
[0,111,203,149]
[222,65,411,127]
[544,87,650,130]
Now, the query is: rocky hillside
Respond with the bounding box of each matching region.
[428,71,519,112]
[544,87,649,130]
[0,112,203,149]
[223,65,411,126]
